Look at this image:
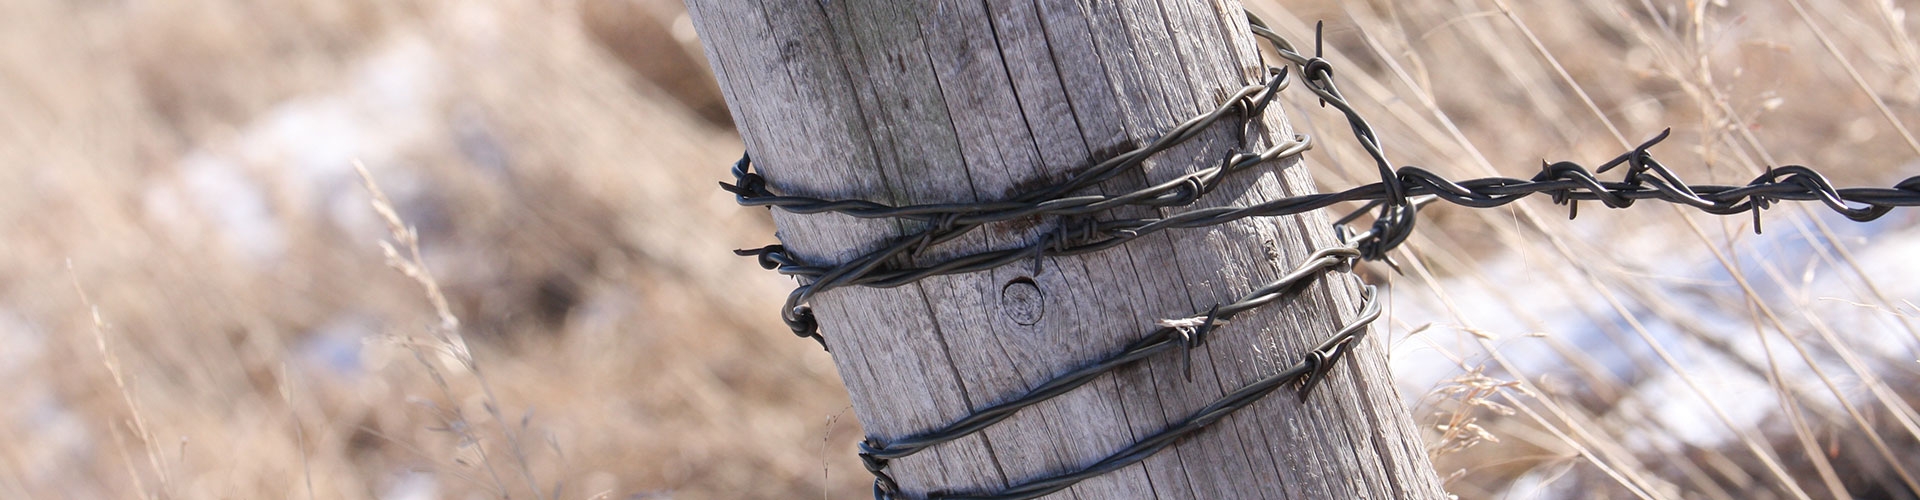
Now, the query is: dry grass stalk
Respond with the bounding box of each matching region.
[1429,365,1523,457]
[354,161,549,500]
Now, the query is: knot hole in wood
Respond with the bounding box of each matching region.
[999,277,1043,326]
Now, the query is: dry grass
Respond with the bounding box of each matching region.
[1,0,1916,498]
[1,1,854,498]
[1248,1,1920,498]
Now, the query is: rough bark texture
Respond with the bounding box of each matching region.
[685,1,1446,498]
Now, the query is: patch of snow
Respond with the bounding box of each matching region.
[380,470,439,500]
[0,310,94,489]
[0,309,44,377]
[143,36,447,265]
[297,314,379,379]
[1388,208,1920,452]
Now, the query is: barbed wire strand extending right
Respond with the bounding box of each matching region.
[730,19,1920,351]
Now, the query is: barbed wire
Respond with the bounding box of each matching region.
[731,24,1920,351]
[920,285,1381,500]
[721,68,1298,224]
[725,63,1306,348]
[722,8,1920,500]
[857,245,1363,496]
[748,132,1920,277]
[738,124,1920,355]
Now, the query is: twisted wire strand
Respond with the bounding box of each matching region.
[729,100,1305,346]
[734,12,1920,349]
[726,61,1305,347]
[748,128,1920,344]
[910,285,1383,500]
[859,245,1360,464]
[737,131,1320,346]
[720,67,1295,223]
[1249,15,1415,259]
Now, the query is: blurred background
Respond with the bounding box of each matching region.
[1,0,1916,498]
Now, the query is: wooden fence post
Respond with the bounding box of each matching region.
[684,1,1446,497]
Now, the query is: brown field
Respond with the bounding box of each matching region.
[2,0,1916,499]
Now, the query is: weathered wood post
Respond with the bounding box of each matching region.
[685,1,1445,497]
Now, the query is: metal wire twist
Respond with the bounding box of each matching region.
[724,61,1305,348]
[858,245,1358,461]
[913,285,1383,500]
[722,9,1920,500]
[730,20,1920,350]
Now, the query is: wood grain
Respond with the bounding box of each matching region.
[685,0,1445,497]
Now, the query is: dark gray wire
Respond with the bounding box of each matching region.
[920,285,1383,500]
[743,126,1920,347]
[721,67,1295,223]
[726,61,1302,348]
[860,246,1359,462]
[733,15,1920,348]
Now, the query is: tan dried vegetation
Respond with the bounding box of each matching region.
[1,0,1916,498]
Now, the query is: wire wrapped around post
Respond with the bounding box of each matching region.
[720,8,1920,499]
